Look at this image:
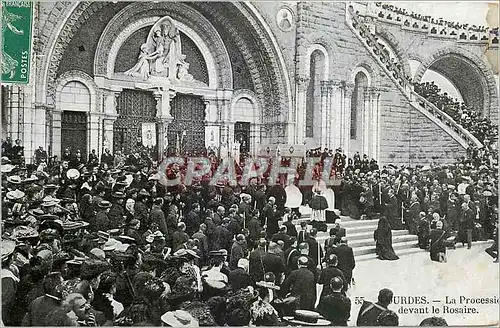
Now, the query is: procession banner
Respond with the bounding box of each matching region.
[141,122,156,147]
[1,1,33,84]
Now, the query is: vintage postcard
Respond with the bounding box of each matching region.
[1,1,498,326]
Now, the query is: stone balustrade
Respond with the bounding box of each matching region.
[346,3,484,150]
[351,1,499,45]
[413,94,483,149]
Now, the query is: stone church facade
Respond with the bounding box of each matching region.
[2,2,498,166]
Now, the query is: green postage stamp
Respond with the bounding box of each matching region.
[1,1,33,84]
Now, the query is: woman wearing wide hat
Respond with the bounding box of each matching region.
[161,310,199,327]
[2,239,19,326]
[200,251,230,300]
[250,273,282,326]
[115,273,165,326]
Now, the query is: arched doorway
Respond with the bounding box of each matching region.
[168,95,206,155]
[113,89,157,155]
[59,81,89,159]
[232,94,259,155]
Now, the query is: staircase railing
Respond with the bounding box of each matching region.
[412,94,483,148]
[345,3,483,150]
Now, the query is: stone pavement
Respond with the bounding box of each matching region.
[343,241,499,326]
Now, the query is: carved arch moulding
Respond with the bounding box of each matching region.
[55,70,101,113]
[197,2,292,124]
[413,46,498,116]
[40,2,109,107]
[230,89,261,123]
[94,2,232,90]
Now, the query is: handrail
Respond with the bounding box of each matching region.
[412,93,483,148]
[345,3,484,149]
[345,4,411,96]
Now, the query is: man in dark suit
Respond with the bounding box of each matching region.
[249,239,267,283]
[333,219,346,244]
[262,242,286,285]
[184,203,201,236]
[458,202,475,249]
[356,288,393,326]
[283,213,298,237]
[228,259,252,291]
[22,272,65,326]
[297,242,319,282]
[271,226,292,250]
[331,237,355,287]
[306,228,323,268]
[280,256,317,310]
[297,221,308,244]
[316,276,351,326]
[317,254,348,298]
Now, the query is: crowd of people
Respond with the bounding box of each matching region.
[338,145,498,263]
[374,2,499,40]
[3,141,490,326]
[413,81,498,144]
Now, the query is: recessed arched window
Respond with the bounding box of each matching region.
[351,72,369,140]
[305,50,326,138]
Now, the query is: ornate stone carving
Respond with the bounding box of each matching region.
[94,2,232,90]
[123,16,194,83]
[197,2,289,123]
[45,2,107,105]
[343,83,356,97]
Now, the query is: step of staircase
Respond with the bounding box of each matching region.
[355,247,425,262]
[315,229,410,244]
[290,213,422,261]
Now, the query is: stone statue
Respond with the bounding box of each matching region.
[124,44,156,80]
[123,16,194,81]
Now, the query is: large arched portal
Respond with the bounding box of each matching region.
[414,48,498,118]
[37,2,291,159]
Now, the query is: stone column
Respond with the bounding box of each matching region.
[362,87,371,157]
[153,90,175,161]
[101,91,120,154]
[33,103,48,155]
[369,87,381,160]
[320,81,329,149]
[102,117,117,153]
[295,74,310,145]
[329,81,343,150]
[88,113,104,156]
[342,83,355,157]
[51,109,62,158]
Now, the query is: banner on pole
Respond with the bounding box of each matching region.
[142,122,156,147]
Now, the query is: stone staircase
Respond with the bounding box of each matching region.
[293,207,423,262]
[344,2,483,151]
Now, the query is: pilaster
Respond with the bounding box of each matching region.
[342,83,355,157]
[153,90,175,160]
[329,81,343,151]
[295,74,310,145]
[320,81,329,149]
